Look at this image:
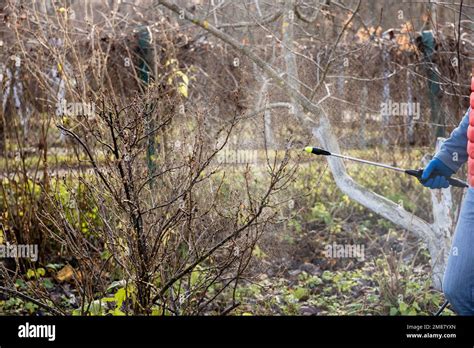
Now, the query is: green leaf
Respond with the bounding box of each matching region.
[114,288,127,308]
[112,308,125,316]
[322,271,334,281]
[177,82,188,98]
[293,287,309,301]
[45,263,64,271]
[26,269,36,279]
[412,301,421,311]
[15,279,27,289]
[190,265,203,287]
[42,278,54,290]
[26,268,46,279]
[100,249,112,260]
[25,302,38,314]
[252,245,267,259]
[101,297,116,303]
[399,301,408,314]
[390,307,398,316]
[151,307,163,316]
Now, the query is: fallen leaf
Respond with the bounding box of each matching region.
[56,264,74,282]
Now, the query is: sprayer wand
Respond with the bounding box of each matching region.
[304,146,468,188]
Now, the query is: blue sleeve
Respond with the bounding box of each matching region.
[434,108,470,173]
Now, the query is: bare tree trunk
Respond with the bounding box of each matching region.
[424,138,457,289]
[282,0,303,119]
[315,119,455,289]
[254,66,275,149]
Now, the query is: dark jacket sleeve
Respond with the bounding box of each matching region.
[434,108,470,173]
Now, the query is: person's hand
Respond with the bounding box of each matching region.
[421,158,454,189]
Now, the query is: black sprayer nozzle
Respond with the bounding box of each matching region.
[304,147,331,156]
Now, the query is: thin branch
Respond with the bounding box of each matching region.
[216,11,282,28]
[0,286,64,316]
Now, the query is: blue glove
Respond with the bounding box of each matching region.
[421,158,454,189]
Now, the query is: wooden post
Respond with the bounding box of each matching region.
[137,26,157,186]
[381,46,390,146]
[421,30,445,139]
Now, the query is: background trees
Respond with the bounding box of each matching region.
[0,0,472,315]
